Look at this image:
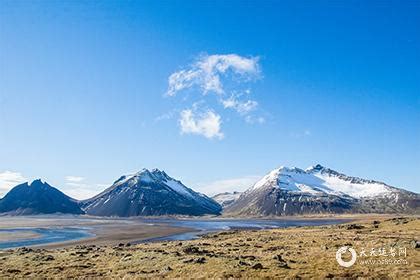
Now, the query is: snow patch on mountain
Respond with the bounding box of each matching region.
[250,164,394,198]
[212,191,242,208]
[213,191,242,203]
[111,168,196,199]
[164,179,195,199]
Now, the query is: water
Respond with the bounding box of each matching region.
[0,227,94,250]
[141,218,349,242]
[0,218,349,249]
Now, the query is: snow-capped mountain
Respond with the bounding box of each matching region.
[212,191,242,208]
[82,168,222,217]
[250,164,396,198]
[0,179,84,215]
[226,164,420,216]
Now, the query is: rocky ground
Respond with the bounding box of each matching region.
[0,216,419,279]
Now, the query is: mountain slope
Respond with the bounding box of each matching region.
[0,179,84,215]
[212,191,242,208]
[226,164,420,216]
[82,168,222,217]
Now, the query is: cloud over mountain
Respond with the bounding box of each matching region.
[0,171,26,197]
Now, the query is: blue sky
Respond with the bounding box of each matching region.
[0,0,419,199]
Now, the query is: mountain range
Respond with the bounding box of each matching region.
[225,164,420,216]
[0,165,418,216]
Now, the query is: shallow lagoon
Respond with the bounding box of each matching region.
[0,218,348,249]
[0,227,94,249]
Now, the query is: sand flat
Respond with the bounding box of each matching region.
[0,231,41,242]
[0,215,193,249]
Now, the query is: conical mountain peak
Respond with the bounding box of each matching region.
[82,169,221,217]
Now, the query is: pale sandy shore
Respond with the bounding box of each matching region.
[0,231,41,242]
[0,215,192,248]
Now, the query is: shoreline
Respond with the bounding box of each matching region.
[38,224,194,249]
[0,216,196,250]
[0,214,362,249]
[0,230,42,242]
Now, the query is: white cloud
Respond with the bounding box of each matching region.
[194,175,261,196]
[222,96,258,115]
[179,109,224,139]
[0,171,27,197]
[65,176,84,182]
[167,54,260,97]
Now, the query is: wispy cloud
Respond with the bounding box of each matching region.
[166,53,264,139]
[61,184,104,201]
[179,108,224,139]
[195,175,261,196]
[154,111,176,122]
[63,176,106,200]
[0,171,27,197]
[167,54,260,97]
[221,95,258,115]
[65,176,84,183]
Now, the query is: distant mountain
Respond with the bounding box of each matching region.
[82,168,222,217]
[225,164,420,216]
[0,179,84,215]
[212,191,242,208]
